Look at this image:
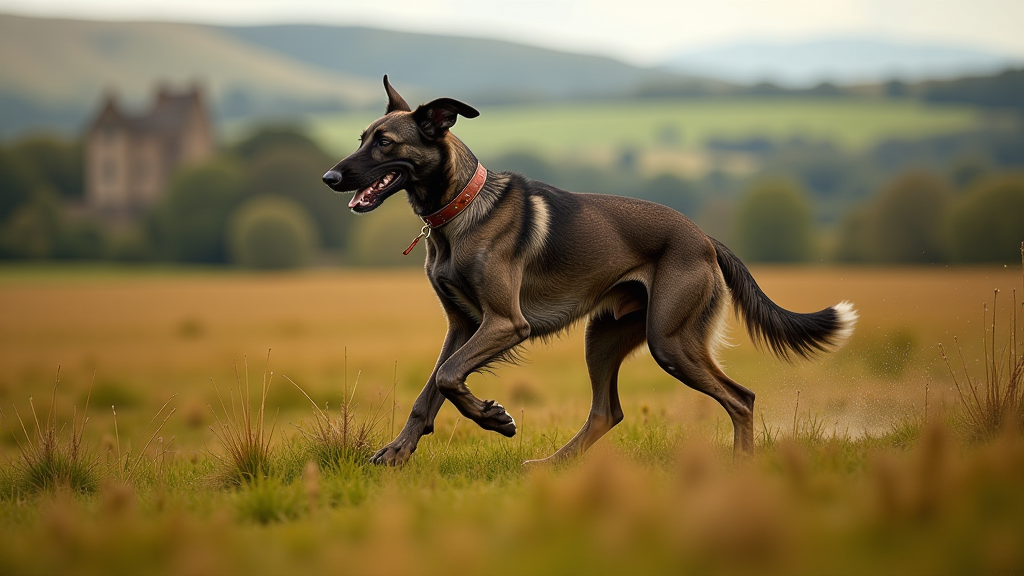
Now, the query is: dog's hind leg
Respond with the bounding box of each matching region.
[526,309,647,465]
[647,266,756,456]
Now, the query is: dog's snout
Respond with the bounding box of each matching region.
[322,170,343,188]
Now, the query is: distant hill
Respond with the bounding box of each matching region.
[664,39,1021,87]
[216,24,718,104]
[0,14,712,138]
[0,14,381,135]
[1,14,1020,140]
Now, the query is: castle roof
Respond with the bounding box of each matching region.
[90,85,205,139]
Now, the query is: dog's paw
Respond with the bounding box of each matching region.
[477,400,516,437]
[369,437,416,466]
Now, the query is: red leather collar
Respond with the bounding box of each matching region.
[422,162,487,228]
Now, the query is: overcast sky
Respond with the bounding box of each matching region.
[2,0,1022,64]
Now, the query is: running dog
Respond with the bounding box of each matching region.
[322,76,857,465]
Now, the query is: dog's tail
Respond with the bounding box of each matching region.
[711,238,857,361]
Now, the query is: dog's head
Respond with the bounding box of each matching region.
[322,75,479,213]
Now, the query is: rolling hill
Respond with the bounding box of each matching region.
[0,14,708,137]
[0,14,382,135]
[216,24,719,104]
[1,13,1018,140]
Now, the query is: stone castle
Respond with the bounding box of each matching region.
[84,84,214,215]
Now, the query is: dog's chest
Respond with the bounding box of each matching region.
[428,261,484,323]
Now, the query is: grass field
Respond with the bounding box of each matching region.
[306,98,985,164]
[1,264,1023,574]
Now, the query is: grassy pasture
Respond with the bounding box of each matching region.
[1,264,1023,574]
[307,98,985,163]
[0,265,1017,438]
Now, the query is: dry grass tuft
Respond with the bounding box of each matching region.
[0,368,98,494]
[287,352,394,469]
[207,353,278,486]
[941,243,1024,441]
[110,395,176,486]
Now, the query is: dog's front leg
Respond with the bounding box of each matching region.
[370,319,473,466]
[435,310,530,437]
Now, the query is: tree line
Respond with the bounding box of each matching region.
[0,127,360,267]
[1,124,1022,267]
[737,170,1024,264]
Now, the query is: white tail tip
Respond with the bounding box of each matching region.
[831,300,858,348]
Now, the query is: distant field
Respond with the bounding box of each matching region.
[0,264,1018,443]
[307,98,984,163]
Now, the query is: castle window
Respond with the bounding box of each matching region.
[104,159,117,185]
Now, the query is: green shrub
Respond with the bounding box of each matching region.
[735,177,815,263]
[868,171,950,263]
[227,195,319,269]
[946,173,1024,263]
[155,159,243,263]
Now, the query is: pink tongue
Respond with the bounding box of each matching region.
[348,189,372,209]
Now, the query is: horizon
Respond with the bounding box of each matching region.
[1,0,1022,66]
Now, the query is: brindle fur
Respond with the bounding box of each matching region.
[322,76,857,465]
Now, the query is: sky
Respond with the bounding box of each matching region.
[1,0,1023,65]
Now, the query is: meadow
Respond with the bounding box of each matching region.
[1,263,1023,574]
[306,98,985,165]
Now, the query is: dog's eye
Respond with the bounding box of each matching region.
[377,138,392,147]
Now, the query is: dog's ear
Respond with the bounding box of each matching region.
[412,98,480,140]
[384,75,411,113]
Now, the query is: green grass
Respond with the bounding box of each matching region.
[308,98,984,161]
[2,416,1023,575]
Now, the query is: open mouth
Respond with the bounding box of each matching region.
[348,171,401,211]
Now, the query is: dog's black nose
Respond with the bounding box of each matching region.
[322,170,343,188]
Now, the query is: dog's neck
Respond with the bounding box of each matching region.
[406,135,480,217]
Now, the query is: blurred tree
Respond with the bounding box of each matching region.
[154,159,243,263]
[0,190,61,258]
[884,79,908,98]
[232,125,330,163]
[105,227,154,262]
[735,178,815,263]
[637,173,702,215]
[227,195,318,269]
[764,141,877,225]
[922,68,1024,114]
[241,147,353,249]
[947,155,990,192]
[833,208,872,263]
[1,136,98,261]
[946,173,1024,263]
[53,218,105,260]
[9,136,83,199]
[0,145,41,222]
[868,171,950,263]
[0,185,103,261]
